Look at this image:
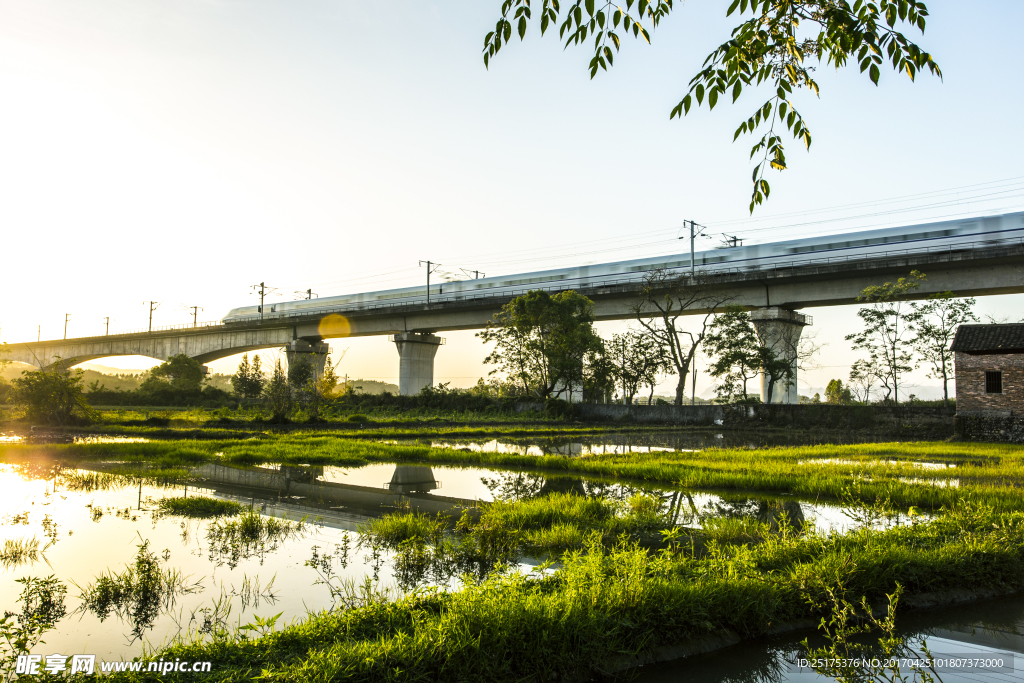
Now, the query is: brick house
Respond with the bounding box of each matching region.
[950,323,1024,442]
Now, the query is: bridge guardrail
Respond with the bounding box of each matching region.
[226,236,1024,322]
[21,236,1024,343]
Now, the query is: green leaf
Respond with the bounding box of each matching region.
[518,16,527,39]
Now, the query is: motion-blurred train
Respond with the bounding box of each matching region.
[223,211,1024,322]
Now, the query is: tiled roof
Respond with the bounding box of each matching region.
[950,323,1024,353]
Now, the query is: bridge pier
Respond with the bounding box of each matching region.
[750,307,810,404]
[284,339,331,379]
[386,465,440,494]
[392,332,443,396]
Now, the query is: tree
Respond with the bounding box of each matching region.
[848,357,881,404]
[844,270,925,404]
[232,354,251,398]
[302,356,340,422]
[583,344,616,404]
[633,269,733,405]
[825,379,853,404]
[288,356,315,392]
[12,358,94,424]
[608,330,668,404]
[910,292,978,406]
[478,290,603,400]
[231,353,266,400]
[704,306,761,401]
[263,358,292,421]
[484,0,940,212]
[753,331,798,405]
[703,305,795,403]
[145,354,205,392]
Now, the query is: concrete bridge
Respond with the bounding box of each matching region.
[5,240,1023,401]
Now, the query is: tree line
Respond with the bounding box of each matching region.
[473,268,979,407]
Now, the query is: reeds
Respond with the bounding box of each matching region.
[75,541,203,640]
[205,510,307,569]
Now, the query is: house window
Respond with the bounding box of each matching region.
[985,371,1003,394]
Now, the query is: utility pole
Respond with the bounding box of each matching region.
[104,317,110,336]
[38,325,41,342]
[295,289,318,300]
[691,351,698,406]
[722,234,743,248]
[188,306,203,328]
[460,268,486,280]
[64,313,71,340]
[143,301,160,332]
[252,283,267,323]
[419,261,441,304]
[678,220,710,279]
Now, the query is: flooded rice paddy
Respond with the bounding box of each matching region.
[1,455,901,660]
[394,429,905,455]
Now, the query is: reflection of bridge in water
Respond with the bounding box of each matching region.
[188,463,476,527]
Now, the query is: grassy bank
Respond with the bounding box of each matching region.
[0,404,574,431]
[103,500,1024,682]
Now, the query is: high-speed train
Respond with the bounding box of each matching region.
[222,212,1024,322]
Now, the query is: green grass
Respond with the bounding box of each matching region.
[157,496,242,518]
[362,512,447,545]
[5,436,1024,511]
[1,405,577,431]
[104,500,1024,682]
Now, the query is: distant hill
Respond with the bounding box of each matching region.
[79,362,153,375]
[1,362,232,392]
[346,379,400,395]
[1,362,36,382]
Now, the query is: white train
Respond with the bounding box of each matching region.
[223,212,1024,322]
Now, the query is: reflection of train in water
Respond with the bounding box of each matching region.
[222,212,1024,322]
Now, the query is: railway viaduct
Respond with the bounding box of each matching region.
[5,241,1023,402]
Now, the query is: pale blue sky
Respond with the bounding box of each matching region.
[1,0,1021,396]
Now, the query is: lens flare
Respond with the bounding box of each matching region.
[318,313,351,338]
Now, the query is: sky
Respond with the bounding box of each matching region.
[1,0,1022,398]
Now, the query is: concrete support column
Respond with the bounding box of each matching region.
[392,332,443,396]
[284,339,331,378]
[750,307,811,404]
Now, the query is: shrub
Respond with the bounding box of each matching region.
[12,360,94,424]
